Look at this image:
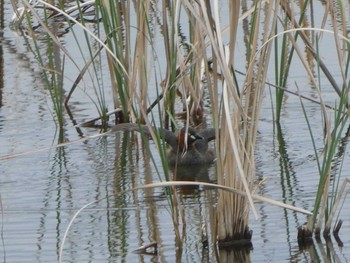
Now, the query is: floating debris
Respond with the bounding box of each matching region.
[10,0,98,36]
[132,242,158,255]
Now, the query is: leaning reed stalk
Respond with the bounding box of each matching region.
[129,0,189,230]
[279,1,343,98]
[18,0,127,130]
[130,0,150,123]
[175,3,207,123]
[96,0,131,120]
[71,0,110,128]
[21,1,66,134]
[275,0,311,122]
[286,1,350,239]
[161,0,179,129]
[300,86,349,238]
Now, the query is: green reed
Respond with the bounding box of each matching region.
[274,0,310,122]
[23,4,66,136]
[300,85,349,239]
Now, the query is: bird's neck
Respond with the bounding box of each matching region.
[177,132,193,151]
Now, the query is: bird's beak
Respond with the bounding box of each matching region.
[191,134,204,141]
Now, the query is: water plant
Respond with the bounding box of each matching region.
[298,85,350,240]
[8,0,350,259]
[12,0,67,138]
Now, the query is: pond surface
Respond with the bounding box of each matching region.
[1,1,350,262]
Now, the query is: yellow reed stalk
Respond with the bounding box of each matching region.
[130,0,150,123]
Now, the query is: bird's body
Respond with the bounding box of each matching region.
[161,127,215,166]
[112,124,216,166]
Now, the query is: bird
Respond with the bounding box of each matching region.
[161,126,215,166]
[112,124,216,166]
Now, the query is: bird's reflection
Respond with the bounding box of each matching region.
[172,164,215,195]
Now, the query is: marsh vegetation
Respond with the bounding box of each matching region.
[2,0,350,261]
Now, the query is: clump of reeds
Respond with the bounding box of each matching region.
[173,0,270,244]
[298,86,350,241]
[10,0,67,135]
[273,0,350,242]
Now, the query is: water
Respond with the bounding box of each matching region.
[1,1,350,262]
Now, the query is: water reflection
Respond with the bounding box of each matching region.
[38,146,69,261]
[292,236,347,263]
[172,164,215,195]
[218,246,252,263]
